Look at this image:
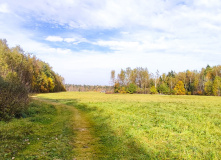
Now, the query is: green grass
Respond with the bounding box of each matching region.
[37,92,221,159]
[0,100,75,159]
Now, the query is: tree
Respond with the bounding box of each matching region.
[110,70,115,92]
[212,76,221,96]
[0,39,66,120]
[114,81,120,93]
[155,70,159,88]
[204,81,213,95]
[118,69,126,86]
[139,68,149,93]
[174,81,186,95]
[112,65,221,96]
[110,70,115,86]
[150,86,158,94]
[125,67,132,86]
[158,83,169,94]
[167,71,176,93]
[128,83,137,94]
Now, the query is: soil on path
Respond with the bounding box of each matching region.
[33,98,100,160]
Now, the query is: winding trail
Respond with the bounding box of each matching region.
[33,97,100,159]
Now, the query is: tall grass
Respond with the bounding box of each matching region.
[37,92,221,159]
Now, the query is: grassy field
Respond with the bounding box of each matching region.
[35,92,221,159]
[1,92,221,159]
[0,100,75,159]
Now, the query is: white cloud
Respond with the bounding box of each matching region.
[1,0,221,85]
[1,0,220,32]
[63,38,76,43]
[94,40,140,50]
[67,36,88,44]
[193,0,221,8]
[45,35,88,44]
[0,3,10,13]
[0,0,176,29]
[45,36,63,42]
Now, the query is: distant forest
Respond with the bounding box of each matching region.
[0,39,65,120]
[65,84,112,93]
[111,66,221,96]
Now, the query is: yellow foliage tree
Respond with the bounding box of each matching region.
[48,77,55,92]
[212,76,221,96]
[150,86,158,94]
[174,81,186,95]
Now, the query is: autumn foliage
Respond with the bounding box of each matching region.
[174,81,186,95]
[0,39,66,120]
[112,65,221,96]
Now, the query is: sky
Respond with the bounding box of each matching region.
[0,0,221,85]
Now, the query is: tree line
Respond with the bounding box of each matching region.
[65,84,112,92]
[111,66,221,96]
[0,39,66,120]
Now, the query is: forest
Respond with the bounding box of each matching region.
[0,39,66,120]
[65,84,112,92]
[111,66,221,95]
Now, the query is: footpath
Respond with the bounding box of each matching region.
[35,98,100,159]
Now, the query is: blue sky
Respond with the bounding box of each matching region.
[0,0,221,85]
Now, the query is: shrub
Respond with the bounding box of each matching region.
[158,83,169,94]
[169,89,176,95]
[120,87,127,94]
[0,76,29,121]
[114,82,120,93]
[187,92,192,95]
[197,90,203,95]
[128,83,137,94]
[150,86,158,94]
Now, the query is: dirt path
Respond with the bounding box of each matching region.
[33,98,100,159]
[70,105,100,159]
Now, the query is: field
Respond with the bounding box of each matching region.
[37,92,221,159]
[0,100,76,159]
[1,92,221,159]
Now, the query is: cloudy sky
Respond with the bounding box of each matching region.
[0,0,221,85]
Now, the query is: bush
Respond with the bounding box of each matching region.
[120,87,127,94]
[158,83,169,94]
[128,83,137,94]
[0,76,29,121]
[150,86,158,94]
[187,92,192,95]
[197,90,203,95]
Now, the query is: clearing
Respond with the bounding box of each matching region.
[1,92,221,159]
[37,92,221,159]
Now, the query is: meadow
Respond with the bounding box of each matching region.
[0,100,75,159]
[35,92,221,159]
